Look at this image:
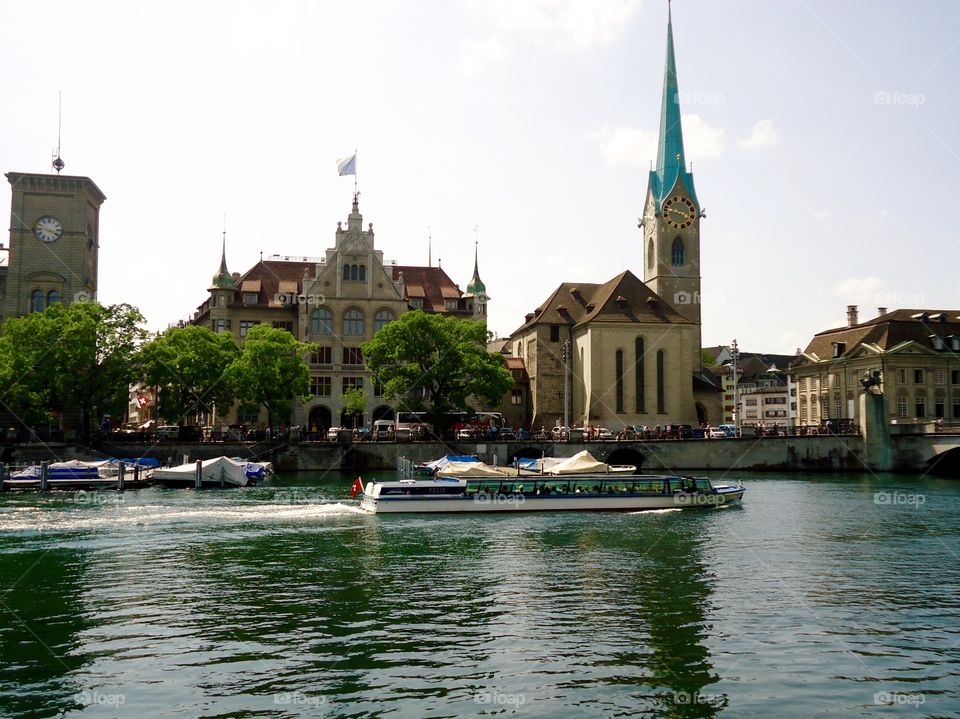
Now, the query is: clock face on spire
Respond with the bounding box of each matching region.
[662,196,696,229]
[33,216,63,243]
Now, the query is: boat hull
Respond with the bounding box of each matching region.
[360,487,744,514]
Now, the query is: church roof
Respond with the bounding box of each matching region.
[511,270,691,335]
[648,6,700,210]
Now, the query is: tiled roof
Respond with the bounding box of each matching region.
[392,265,466,313]
[235,260,312,308]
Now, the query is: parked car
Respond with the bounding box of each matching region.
[596,427,615,440]
[156,425,179,440]
[706,427,727,439]
[456,428,474,440]
[718,424,738,438]
[551,426,570,440]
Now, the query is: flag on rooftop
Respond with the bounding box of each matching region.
[337,153,357,176]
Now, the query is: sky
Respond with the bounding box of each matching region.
[2,0,959,356]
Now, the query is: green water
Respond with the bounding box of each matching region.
[0,472,957,718]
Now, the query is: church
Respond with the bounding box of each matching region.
[508,7,720,430]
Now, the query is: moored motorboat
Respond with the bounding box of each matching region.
[152,456,273,488]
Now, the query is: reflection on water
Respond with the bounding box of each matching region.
[0,473,957,717]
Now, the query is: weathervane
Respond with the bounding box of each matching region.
[51,91,65,174]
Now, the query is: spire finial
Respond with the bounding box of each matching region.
[428,226,432,267]
[51,91,64,174]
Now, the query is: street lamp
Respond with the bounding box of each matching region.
[731,339,740,435]
[562,338,571,432]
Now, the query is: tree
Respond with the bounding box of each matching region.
[224,324,311,427]
[701,350,717,368]
[340,386,366,428]
[0,302,147,437]
[362,311,513,432]
[139,325,240,425]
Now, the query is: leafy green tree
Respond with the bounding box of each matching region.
[340,386,366,428]
[362,311,513,432]
[701,350,717,368]
[0,302,147,437]
[224,324,311,427]
[139,324,240,425]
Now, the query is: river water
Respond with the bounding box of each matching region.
[0,471,957,718]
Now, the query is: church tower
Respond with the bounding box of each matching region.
[3,172,105,325]
[642,5,702,364]
[464,237,488,324]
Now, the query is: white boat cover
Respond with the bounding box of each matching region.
[436,461,509,478]
[152,456,273,487]
[545,450,613,475]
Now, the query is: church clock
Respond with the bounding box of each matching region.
[662,196,696,229]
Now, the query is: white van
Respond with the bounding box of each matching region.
[373,419,395,440]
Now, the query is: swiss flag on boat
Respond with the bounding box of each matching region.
[350,477,364,498]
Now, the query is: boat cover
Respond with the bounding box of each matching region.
[152,456,273,486]
[436,461,508,477]
[545,450,612,475]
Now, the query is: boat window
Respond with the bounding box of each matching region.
[695,479,713,492]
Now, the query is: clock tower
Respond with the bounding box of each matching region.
[2,171,106,325]
[642,6,702,364]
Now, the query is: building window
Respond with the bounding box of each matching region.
[239,320,259,337]
[615,349,624,413]
[936,369,945,385]
[214,318,230,333]
[953,370,960,385]
[311,308,333,336]
[343,347,363,366]
[935,397,945,418]
[835,398,842,418]
[656,350,666,414]
[310,377,331,397]
[359,265,366,281]
[635,337,645,413]
[311,346,332,365]
[30,289,44,313]
[746,398,757,406]
[410,298,424,310]
[549,325,560,342]
[238,405,260,425]
[914,369,924,384]
[272,321,293,333]
[897,395,908,418]
[46,290,61,306]
[647,238,654,269]
[374,382,384,398]
[343,309,364,336]
[915,396,926,418]
[374,310,394,332]
[799,377,806,391]
[800,398,808,421]
[671,237,684,266]
[953,400,960,419]
[342,377,363,393]
[445,299,458,311]
[511,388,523,405]
[343,264,350,281]
[897,368,906,384]
[243,292,258,305]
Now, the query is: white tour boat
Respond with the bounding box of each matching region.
[354,455,744,514]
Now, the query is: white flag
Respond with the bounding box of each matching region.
[337,153,357,176]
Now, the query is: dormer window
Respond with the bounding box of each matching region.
[931,335,945,351]
[243,292,258,305]
[951,337,960,352]
[832,342,846,357]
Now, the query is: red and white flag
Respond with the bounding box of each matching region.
[350,477,364,498]
[136,393,150,409]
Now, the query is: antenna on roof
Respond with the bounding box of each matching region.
[51,91,65,174]
[428,226,432,267]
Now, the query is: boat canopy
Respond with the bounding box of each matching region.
[436,461,507,478]
[545,450,614,475]
[152,456,272,486]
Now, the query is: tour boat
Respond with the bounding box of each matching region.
[354,464,744,514]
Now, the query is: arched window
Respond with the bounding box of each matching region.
[647,238,654,269]
[46,290,61,307]
[635,337,645,413]
[358,265,366,281]
[671,237,685,266]
[656,350,666,414]
[374,310,394,332]
[615,349,624,413]
[350,264,359,281]
[343,308,364,336]
[31,290,44,313]
[342,264,350,280]
[311,308,333,336]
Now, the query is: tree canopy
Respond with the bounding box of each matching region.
[362,311,513,431]
[224,324,311,426]
[0,301,147,436]
[139,324,241,424]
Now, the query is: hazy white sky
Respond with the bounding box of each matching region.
[2,0,958,354]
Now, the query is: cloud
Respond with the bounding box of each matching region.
[461,0,642,73]
[738,118,778,150]
[833,276,883,304]
[599,115,726,166]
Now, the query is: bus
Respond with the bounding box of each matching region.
[396,411,430,439]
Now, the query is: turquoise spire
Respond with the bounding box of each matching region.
[650,3,699,210]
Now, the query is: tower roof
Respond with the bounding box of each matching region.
[209,232,236,290]
[466,242,486,295]
[649,5,699,210]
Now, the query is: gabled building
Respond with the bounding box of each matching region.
[791,306,960,427]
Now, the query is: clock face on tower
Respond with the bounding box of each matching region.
[662,196,696,229]
[33,216,63,243]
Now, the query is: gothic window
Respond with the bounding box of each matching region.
[615,349,624,413]
[374,310,394,332]
[671,237,685,266]
[342,264,350,281]
[30,289,44,313]
[343,308,365,336]
[657,350,666,413]
[311,308,333,336]
[647,238,654,269]
[350,264,359,281]
[635,337,645,413]
[46,290,61,307]
[358,265,366,281]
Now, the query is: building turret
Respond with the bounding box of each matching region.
[465,237,488,321]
